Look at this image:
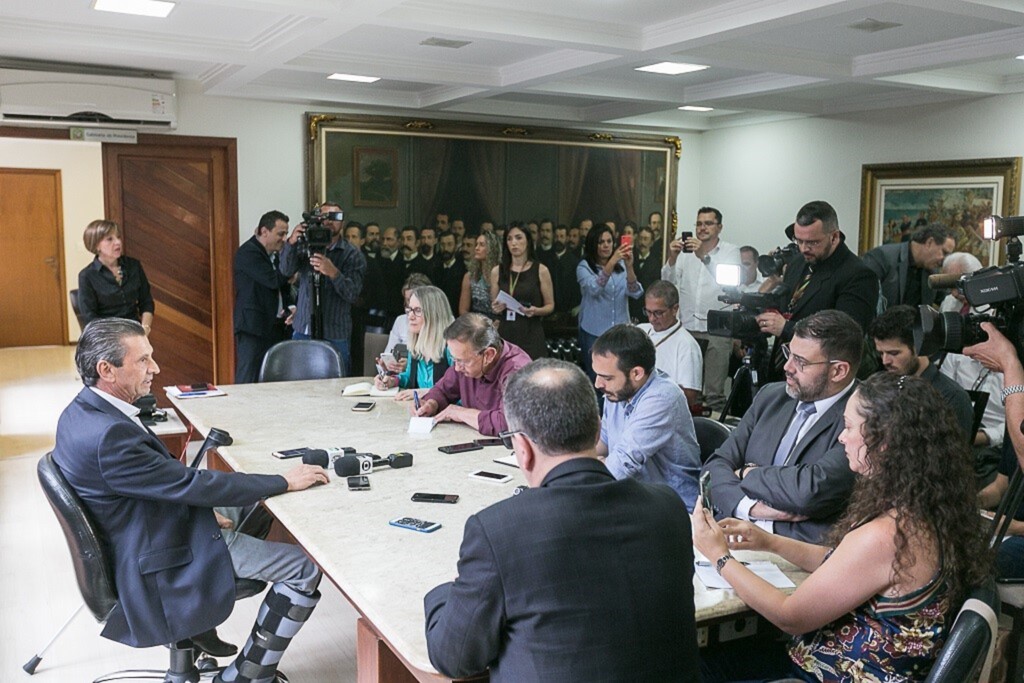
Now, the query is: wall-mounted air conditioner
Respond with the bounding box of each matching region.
[0,68,177,131]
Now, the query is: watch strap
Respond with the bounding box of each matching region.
[715,553,734,575]
[1002,385,1024,405]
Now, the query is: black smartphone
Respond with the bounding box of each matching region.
[681,231,694,253]
[347,475,371,491]
[411,492,460,504]
[699,471,713,511]
[473,438,504,447]
[352,401,376,412]
[272,447,310,459]
[438,443,483,454]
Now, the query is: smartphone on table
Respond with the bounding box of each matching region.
[389,517,441,533]
[347,475,371,491]
[352,401,376,412]
[411,492,460,504]
[438,442,483,454]
[469,469,513,484]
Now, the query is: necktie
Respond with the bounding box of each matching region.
[772,402,816,466]
[788,266,813,309]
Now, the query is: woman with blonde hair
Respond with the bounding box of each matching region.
[77,219,155,333]
[375,285,454,396]
[459,232,501,318]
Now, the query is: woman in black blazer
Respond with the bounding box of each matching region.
[77,219,154,333]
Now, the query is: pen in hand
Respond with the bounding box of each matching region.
[413,391,421,411]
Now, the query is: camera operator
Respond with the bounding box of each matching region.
[279,202,367,375]
[755,201,878,382]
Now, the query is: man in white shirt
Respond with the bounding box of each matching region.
[636,280,702,407]
[738,245,764,293]
[662,206,741,410]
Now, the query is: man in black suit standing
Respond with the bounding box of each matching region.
[435,230,466,315]
[862,223,954,311]
[756,200,878,381]
[424,359,698,682]
[233,210,293,383]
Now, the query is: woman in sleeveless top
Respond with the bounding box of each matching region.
[693,372,991,682]
[460,232,501,319]
[374,286,453,396]
[489,224,554,360]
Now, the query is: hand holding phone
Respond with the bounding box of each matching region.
[699,471,713,512]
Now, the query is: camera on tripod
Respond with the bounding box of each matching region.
[915,214,1024,358]
[297,207,343,257]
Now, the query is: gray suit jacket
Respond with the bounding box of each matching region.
[702,381,857,543]
[862,241,938,310]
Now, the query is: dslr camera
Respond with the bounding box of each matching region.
[757,242,799,279]
[296,207,343,257]
[916,215,1024,358]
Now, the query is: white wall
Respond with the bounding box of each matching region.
[694,93,1024,255]
[0,138,104,341]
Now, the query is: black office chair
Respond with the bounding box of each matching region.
[258,339,343,382]
[693,416,733,465]
[923,582,999,682]
[69,289,89,332]
[27,453,266,682]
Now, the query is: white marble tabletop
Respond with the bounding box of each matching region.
[168,378,807,675]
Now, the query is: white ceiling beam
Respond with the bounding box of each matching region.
[682,72,827,103]
[852,26,1024,78]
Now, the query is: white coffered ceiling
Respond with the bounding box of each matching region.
[3,0,1024,132]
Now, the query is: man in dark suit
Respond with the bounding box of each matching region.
[233,210,293,383]
[862,223,954,311]
[435,230,466,315]
[424,359,698,682]
[53,318,327,683]
[756,200,878,382]
[703,310,862,543]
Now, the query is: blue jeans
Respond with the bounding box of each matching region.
[292,332,350,377]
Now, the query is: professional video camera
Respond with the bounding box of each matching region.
[915,215,1024,358]
[296,207,343,257]
[757,242,799,279]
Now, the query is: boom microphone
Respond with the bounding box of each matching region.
[334,452,413,477]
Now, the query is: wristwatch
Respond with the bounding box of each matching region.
[715,553,734,575]
[1001,385,1024,405]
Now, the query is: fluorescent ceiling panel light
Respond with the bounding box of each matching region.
[678,105,714,112]
[328,73,381,83]
[92,0,175,18]
[635,62,708,75]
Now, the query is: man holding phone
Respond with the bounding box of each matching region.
[661,206,741,411]
[424,359,698,681]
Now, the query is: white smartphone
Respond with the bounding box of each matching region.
[468,469,513,484]
[380,352,397,366]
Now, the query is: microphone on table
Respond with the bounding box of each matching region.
[189,427,232,469]
[302,446,356,468]
[334,452,413,477]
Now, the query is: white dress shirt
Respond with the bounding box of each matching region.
[661,240,742,332]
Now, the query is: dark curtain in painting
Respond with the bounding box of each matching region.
[414,138,454,227]
[558,146,590,227]
[468,141,507,225]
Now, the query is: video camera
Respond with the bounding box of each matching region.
[705,264,790,341]
[915,215,1024,358]
[757,242,799,279]
[297,207,343,257]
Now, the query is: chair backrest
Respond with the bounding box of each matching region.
[924,583,999,683]
[37,453,118,622]
[69,289,88,332]
[363,332,390,377]
[692,416,733,465]
[259,340,343,382]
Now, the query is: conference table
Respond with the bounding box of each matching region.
[169,377,808,682]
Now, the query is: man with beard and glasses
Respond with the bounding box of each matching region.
[436,230,466,316]
[591,324,701,510]
[701,310,862,543]
[869,304,974,440]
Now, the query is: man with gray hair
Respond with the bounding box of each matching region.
[424,359,698,681]
[416,313,531,435]
[862,223,955,310]
[637,279,703,405]
[53,318,327,683]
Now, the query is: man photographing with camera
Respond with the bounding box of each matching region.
[279,201,367,374]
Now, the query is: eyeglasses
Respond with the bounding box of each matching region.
[643,308,671,319]
[781,343,840,372]
[452,350,484,368]
[793,237,824,249]
[695,221,720,228]
[404,307,423,317]
[498,430,523,450]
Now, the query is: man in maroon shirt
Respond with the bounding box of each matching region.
[416,313,532,435]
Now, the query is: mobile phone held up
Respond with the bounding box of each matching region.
[620,233,632,250]
[699,471,713,512]
[412,492,460,504]
[681,231,694,253]
[390,517,441,533]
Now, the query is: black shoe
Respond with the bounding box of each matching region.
[191,628,238,658]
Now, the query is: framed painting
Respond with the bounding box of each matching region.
[859,157,1021,267]
[353,147,398,208]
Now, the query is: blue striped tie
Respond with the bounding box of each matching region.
[772,402,816,466]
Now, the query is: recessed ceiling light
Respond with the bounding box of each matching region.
[92,0,175,18]
[635,62,708,76]
[1016,55,1024,61]
[328,73,381,83]
[679,105,714,112]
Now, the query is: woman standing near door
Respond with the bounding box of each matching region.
[77,219,155,333]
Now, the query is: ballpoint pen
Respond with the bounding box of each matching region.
[413,391,421,410]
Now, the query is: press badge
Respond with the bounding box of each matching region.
[506,310,517,321]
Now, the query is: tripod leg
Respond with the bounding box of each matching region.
[23,602,86,674]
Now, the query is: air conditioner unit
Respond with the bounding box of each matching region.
[0,68,177,131]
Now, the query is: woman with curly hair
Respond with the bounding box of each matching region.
[459,232,501,319]
[693,372,991,682]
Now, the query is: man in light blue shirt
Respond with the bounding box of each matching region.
[592,324,701,510]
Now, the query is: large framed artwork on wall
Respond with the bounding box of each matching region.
[859,157,1021,267]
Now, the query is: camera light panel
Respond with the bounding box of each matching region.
[715,264,742,287]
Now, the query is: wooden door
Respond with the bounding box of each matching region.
[103,137,237,390]
[0,169,66,347]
